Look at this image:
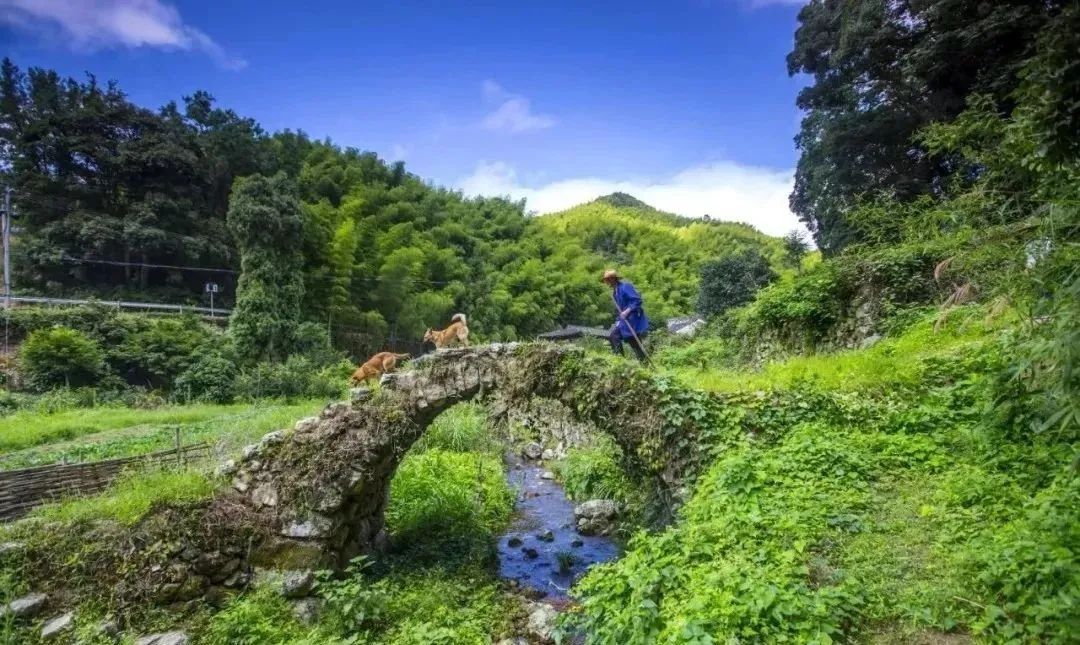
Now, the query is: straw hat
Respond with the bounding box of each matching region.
[600,269,620,282]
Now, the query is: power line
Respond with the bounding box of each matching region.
[58,253,237,274]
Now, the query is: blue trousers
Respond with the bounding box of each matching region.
[609,325,647,362]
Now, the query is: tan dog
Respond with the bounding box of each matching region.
[424,313,469,349]
[350,352,411,385]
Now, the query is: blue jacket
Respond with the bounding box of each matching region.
[613,280,649,339]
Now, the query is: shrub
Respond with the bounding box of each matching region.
[111,316,210,389]
[234,355,350,401]
[175,352,239,404]
[697,249,777,317]
[317,559,519,644]
[19,327,105,391]
[558,440,638,506]
[292,320,343,367]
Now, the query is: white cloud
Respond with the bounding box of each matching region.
[695,0,805,8]
[480,80,555,133]
[457,160,805,238]
[389,143,409,161]
[0,0,246,69]
[747,0,804,7]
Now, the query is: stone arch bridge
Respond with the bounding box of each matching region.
[226,343,702,570]
[16,344,727,612]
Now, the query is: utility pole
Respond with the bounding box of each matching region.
[1,186,11,310]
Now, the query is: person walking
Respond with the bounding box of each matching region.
[602,269,649,362]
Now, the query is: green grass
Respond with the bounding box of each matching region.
[570,315,1079,643]
[412,403,502,456]
[0,403,250,453]
[28,467,215,525]
[386,448,513,564]
[0,400,323,470]
[672,306,1005,393]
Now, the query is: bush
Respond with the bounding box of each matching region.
[292,321,342,367]
[234,355,350,401]
[558,440,639,507]
[111,315,210,389]
[697,249,777,317]
[19,327,105,391]
[175,351,239,404]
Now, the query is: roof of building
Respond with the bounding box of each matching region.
[666,316,705,333]
[537,325,609,340]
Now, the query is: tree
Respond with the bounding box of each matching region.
[782,230,810,272]
[20,327,104,390]
[227,172,306,363]
[696,250,777,317]
[787,0,1065,254]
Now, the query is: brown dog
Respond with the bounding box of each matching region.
[350,352,411,385]
[424,313,469,349]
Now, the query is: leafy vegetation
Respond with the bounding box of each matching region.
[19,326,105,390]
[568,315,1078,642]
[1,57,781,359]
[29,467,214,525]
[227,172,307,364]
[787,0,1067,253]
[695,249,776,318]
[0,2,1077,643]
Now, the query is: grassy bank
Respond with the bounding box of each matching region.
[0,400,323,470]
[567,308,1079,642]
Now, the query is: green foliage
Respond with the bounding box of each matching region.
[19,327,105,391]
[386,449,513,562]
[652,334,735,373]
[317,558,519,644]
[782,229,809,272]
[228,172,306,363]
[556,438,643,518]
[740,260,846,345]
[412,403,500,456]
[30,467,213,525]
[0,400,321,470]
[4,306,220,397]
[113,316,207,389]
[569,331,1078,642]
[696,249,777,317]
[2,56,785,354]
[174,350,239,403]
[204,586,312,645]
[233,355,350,401]
[787,0,1062,253]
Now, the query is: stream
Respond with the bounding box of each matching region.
[497,455,620,599]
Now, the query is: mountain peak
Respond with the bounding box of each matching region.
[595,192,652,210]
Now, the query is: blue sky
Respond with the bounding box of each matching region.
[0,0,808,235]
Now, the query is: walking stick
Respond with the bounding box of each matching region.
[612,292,652,365]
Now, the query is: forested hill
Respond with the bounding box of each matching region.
[531,196,782,325]
[0,58,780,355]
